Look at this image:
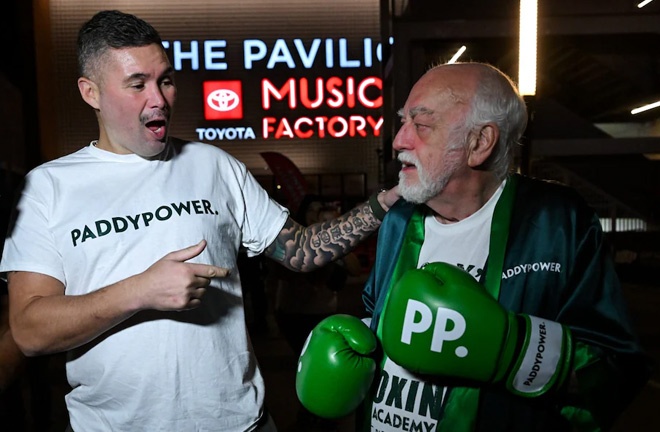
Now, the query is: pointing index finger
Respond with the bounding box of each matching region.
[190,263,231,278]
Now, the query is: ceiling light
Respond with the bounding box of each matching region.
[631,100,660,115]
[518,0,538,96]
[637,0,654,8]
[447,46,466,64]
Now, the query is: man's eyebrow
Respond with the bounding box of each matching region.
[397,106,436,119]
[409,106,435,120]
[125,72,148,82]
[161,66,175,78]
[124,67,175,82]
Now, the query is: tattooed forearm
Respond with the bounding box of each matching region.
[264,200,382,272]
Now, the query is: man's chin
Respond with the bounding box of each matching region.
[139,140,168,159]
[398,183,425,204]
[402,194,426,205]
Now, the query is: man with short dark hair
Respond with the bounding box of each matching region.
[0,10,399,431]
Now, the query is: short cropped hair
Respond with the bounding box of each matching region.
[77,10,162,79]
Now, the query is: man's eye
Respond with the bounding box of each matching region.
[414,123,428,130]
[131,83,145,90]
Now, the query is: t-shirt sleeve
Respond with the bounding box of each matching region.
[239,169,289,257]
[0,170,66,284]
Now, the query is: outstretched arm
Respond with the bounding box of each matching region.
[8,241,230,356]
[265,187,400,272]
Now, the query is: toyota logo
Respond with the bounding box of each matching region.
[207,89,240,112]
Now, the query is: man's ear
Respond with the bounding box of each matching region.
[467,123,499,168]
[77,77,100,110]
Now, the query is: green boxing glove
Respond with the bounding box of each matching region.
[296,314,377,418]
[381,262,573,397]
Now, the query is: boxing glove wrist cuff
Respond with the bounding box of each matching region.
[506,315,573,398]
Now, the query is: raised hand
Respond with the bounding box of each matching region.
[381,262,573,398]
[380,185,401,210]
[296,314,377,418]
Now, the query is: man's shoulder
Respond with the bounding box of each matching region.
[513,174,597,225]
[381,200,418,231]
[170,138,240,164]
[27,146,94,176]
[516,174,587,208]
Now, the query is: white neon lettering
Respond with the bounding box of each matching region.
[203,40,227,70]
[325,38,334,68]
[364,38,373,67]
[339,38,360,68]
[294,39,322,68]
[267,39,296,69]
[244,39,267,69]
[173,41,199,71]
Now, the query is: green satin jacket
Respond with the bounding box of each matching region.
[362,174,652,431]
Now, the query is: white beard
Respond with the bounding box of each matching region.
[397,149,463,204]
[398,170,444,204]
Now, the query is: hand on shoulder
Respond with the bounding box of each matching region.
[379,185,401,212]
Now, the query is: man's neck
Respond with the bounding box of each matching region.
[425,173,503,224]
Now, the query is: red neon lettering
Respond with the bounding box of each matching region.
[300,78,324,109]
[366,116,383,136]
[261,76,382,110]
[262,78,296,109]
[263,117,276,138]
[346,77,355,108]
[262,115,383,139]
[326,77,344,108]
[358,77,382,108]
[315,116,328,138]
[275,117,294,139]
[328,116,349,138]
[349,115,367,137]
[294,117,314,138]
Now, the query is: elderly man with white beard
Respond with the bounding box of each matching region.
[295,62,651,432]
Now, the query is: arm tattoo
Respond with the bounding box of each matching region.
[264,200,382,272]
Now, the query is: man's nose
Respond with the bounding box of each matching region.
[148,84,167,108]
[392,123,413,151]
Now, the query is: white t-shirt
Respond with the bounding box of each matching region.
[369,181,505,432]
[0,141,289,431]
[418,181,505,278]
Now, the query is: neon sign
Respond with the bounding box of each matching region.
[162,37,386,71]
[170,36,387,142]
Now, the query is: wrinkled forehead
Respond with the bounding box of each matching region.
[401,83,468,126]
[404,67,477,118]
